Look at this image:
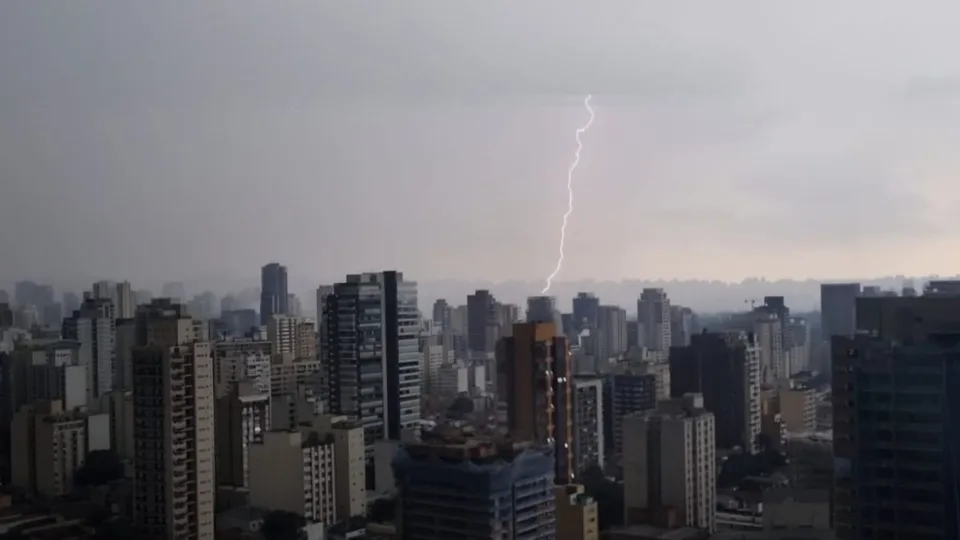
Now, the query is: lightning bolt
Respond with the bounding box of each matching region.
[542,94,595,294]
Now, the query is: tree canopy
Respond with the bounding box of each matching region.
[75,450,125,487]
[261,510,306,540]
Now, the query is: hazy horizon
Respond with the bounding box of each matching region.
[4,1,960,286]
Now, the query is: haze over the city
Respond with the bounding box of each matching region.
[3,1,960,288]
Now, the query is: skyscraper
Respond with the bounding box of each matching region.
[115,281,135,319]
[527,296,564,335]
[431,298,452,332]
[623,394,716,532]
[324,272,421,465]
[638,288,671,356]
[595,305,628,361]
[498,321,574,483]
[131,299,215,539]
[820,283,860,342]
[62,297,116,406]
[572,293,600,333]
[670,331,760,452]
[832,293,960,539]
[259,262,289,325]
[467,289,498,355]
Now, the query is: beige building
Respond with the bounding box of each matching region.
[248,430,337,526]
[270,355,324,398]
[267,315,317,361]
[777,384,816,434]
[214,339,272,398]
[10,399,110,497]
[623,394,716,533]
[131,300,215,539]
[555,484,599,540]
[215,381,270,488]
[308,414,366,519]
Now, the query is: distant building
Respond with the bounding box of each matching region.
[260,262,289,325]
[638,289,671,357]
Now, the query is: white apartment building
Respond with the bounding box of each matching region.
[131,300,215,539]
[623,394,716,533]
[267,315,316,361]
[754,312,784,384]
[248,430,337,526]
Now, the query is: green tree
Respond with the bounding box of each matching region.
[261,510,306,540]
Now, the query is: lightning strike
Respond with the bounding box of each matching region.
[542,94,595,294]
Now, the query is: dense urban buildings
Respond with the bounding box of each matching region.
[4,263,944,538]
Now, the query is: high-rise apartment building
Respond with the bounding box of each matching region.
[307,414,367,520]
[0,341,86,483]
[669,305,694,347]
[131,299,215,539]
[596,305,628,361]
[324,272,421,464]
[213,339,272,398]
[10,399,110,497]
[572,377,604,475]
[497,321,574,483]
[62,297,116,405]
[248,430,337,526]
[603,369,658,459]
[623,394,716,532]
[573,293,600,333]
[115,281,135,319]
[753,310,784,384]
[820,283,860,341]
[267,315,316,361]
[215,381,270,488]
[467,289,499,355]
[832,293,960,539]
[527,296,565,335]
[638,289,671,357]
[670,332,760,452]
[393,435,557,539]
[431,298,451,332]
[260,262,289,325]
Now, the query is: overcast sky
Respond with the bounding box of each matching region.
[3,1,960,287]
